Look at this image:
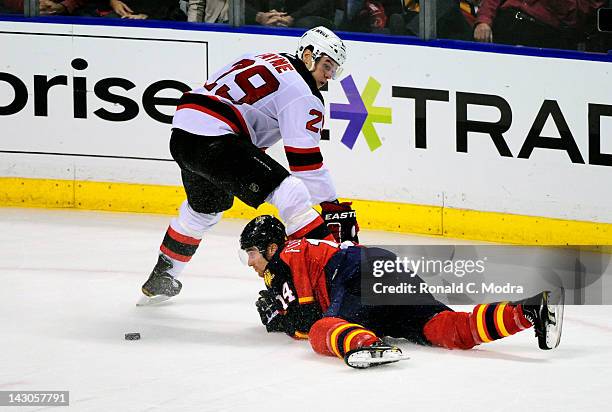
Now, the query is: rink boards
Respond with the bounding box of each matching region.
[0,18,611,244]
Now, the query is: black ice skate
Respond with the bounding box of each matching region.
[344,342,409,369]
[137,255,182,306]
[514,288,565,350]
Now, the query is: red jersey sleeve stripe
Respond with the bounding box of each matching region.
[177,103,241,134]
[177,93,250,138]
[226,101,251,139]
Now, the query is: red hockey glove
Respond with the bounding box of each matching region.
[320,201,360,243]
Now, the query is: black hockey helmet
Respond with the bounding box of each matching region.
[240,215,287,253]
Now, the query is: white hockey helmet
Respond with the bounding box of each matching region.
[296,26,347,79]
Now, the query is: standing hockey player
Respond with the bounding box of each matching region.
[239,215,565,368]
[139,27,359,305]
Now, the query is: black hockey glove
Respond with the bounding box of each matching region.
[255,290,286,333]
[320,201,360,243]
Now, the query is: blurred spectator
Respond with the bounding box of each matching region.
[383,0,473,39]
[2,0,87,15]
[246,0,334,29]
[341,0,365,28]
[99,0,186,20]
[106,0,146,18]
[0,0,18,13]
[440,0,478,39]
[187,0,228,23]
[360,0,391,32]
[336,0,402,33]
[459,0,479,27]
[474,0,606,50]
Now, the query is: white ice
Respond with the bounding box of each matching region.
[0,208,610,411]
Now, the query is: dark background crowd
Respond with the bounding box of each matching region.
[1,0,611,53]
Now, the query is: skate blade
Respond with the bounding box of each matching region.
[345,349,410,369]
[136,294,172,306]
[544,288,565,349]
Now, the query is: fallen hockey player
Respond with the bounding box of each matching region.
[239,215,565,369]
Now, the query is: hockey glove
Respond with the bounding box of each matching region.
[255,290,286,333]
[320,201,360,243]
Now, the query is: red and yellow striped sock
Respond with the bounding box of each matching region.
[424,303,533,350]
[309,317,380,358]
[469,302,533,344]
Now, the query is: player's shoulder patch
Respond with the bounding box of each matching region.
[263,269,275,288]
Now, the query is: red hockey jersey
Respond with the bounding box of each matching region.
[263,238,342,337]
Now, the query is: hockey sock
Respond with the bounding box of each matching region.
[424,303,533,350]
[469,302,533,344]
[309,317,380,358]
[159,222,201,277]
[265,176,333,241]
[157,201,222,277]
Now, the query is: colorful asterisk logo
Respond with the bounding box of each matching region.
[330,75,392,151]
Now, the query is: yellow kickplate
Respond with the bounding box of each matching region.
[1,177,611,246]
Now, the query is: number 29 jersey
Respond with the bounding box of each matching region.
[172,52,336,204]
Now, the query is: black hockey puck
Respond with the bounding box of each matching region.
[125,333,141,340]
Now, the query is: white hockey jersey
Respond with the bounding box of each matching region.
[172,52,337,205]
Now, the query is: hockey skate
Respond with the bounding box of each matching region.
[137,255,182,306]
[344,342,409,369]
[515,288,565,350]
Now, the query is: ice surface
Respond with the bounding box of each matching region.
[0,208,610,411]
